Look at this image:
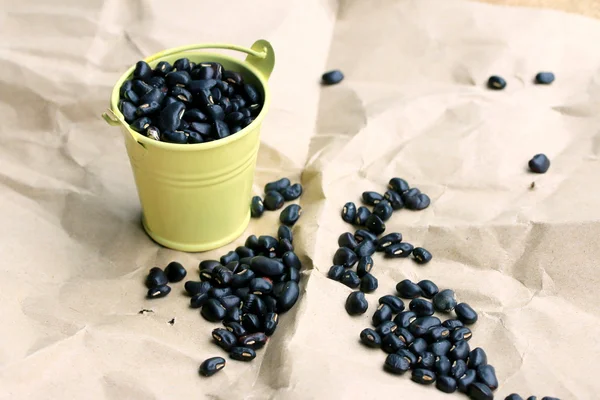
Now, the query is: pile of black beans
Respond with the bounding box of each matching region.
[329,177,433,294]
[251,178,303,224]
[118,59,263,144]
[145,261,188,298]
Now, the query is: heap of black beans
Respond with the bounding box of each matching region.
[251,177,303,222]
[118,59,263,144]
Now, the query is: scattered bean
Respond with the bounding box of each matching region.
[242,313,262,332]
[322,70,344,85]
[212,328,238,351]
[201,299,227,322]
[457,369,477,392]
[328,265,345,281]
[384,242,414,258]
[384,190,404,210]
[468,347,488,369]
[505,395,524,400]
[251,196,264,218]
[430,340,452,357]
[409,316,442,337]
[146,267,168,288]
[405,193,431,210]
[264,191,285,210]
[277,225,294,243]
[396,280,423,299]
[342,202,357,223]
[378,295,405,313]
[365,214,386,235]
[147,285,171,298]
[360,273,378,293]
[338,232,359,250]
[373,200,393,221]
[355,239,377,257]
[341,270,361,288]
[417,280,438,298]
[333,247,359,268]
[360,328,381,348]
[185,280,212,296]
[487,75,506,90]
[263,312,279,336]
[357,256,374,277]
[413,247,433,264]
[433,289,457,312]
[355,206,371,225]
[528,154,550,174]
[388,178,410,194]
[190,293,209,308]
[409,298,435,317]
[229,346,257,362]
[384,353,411,374]
[535,72,555,84]
[345,291,369,315]
[395,327,415,345]
[277,281,299,312]
[355,229,378,243]
[449,340,470,361]
[372,304,393,326]
[428,326,451,342]
[280,204,302,226]
[468,382,494,400]
[397,349,418,366]
[199,357,226,377]
[281,183,303,201]
[452,359,468,379]
[477,364,498,390]
[265,178,291,193]
[455,302,478,325]
[239,332,268,349]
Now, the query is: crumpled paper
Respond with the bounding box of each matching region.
[1,0,600,398]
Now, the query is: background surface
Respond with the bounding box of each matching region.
[1,0,599,399]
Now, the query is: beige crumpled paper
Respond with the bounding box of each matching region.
[1,0,600,398]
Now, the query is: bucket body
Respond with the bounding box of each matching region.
[104,41,275,252]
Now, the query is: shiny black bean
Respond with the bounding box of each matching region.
[282,265,300,283]
[540,397,560,400]
[282,251,301,270]
[277,281,299,313]
[341,202,357,223]
[263,312,278,336]
[487,75,506,90]
[242,313,262,332]
[153,61,172,77]
[187,131,204,144]
[145,267,168,288]
[229,346,256,362]
[505,394,524,400]
[394,350,415,368]
[131,116,151,133]
[147,285,170,298]
[224,261,242,274]
[243,83,260,103]
[280,204,302,226]
[163,261,186,283]
[535,71,555,85]
[382,191,403,210]
[435,355,452,375]
[201,299,227,322]
[242,294,266,316]
[529,153,550,174]
[219,251,239,267]
[430,340,452,357]
[372,304,393,326]
[234,287,250,299]
[219,97,232,113]
[199,356,225,377]
[263,178,289,193]
[172,58,190,72]
[166,71,191,87]
[415,280,438,299]
[188,79,217,93]
[140,86,166,104]
[328,265,345,281]
[443,319,464,330]
[158,101,185,132]
[360,273,378,293]
[388,177,410,194]
[162,96,179,108]
[452,359,468,379]
[264,191,285,211]
[185,280,212,296]
[183,108,207,122]
[433,289,457,313]
[321,70,344,85]
[224,321,246,337]
[360,328,381,348]
[354,206,371,225]
[410,299,435,317]
[162,130,188,144]
[436,375,457,393]
[236,246,255,260]
[354,241,376,259]
[119,100,137,123]
[338,232,359,250]
[341,270,360,289]
[384,353,410,374]
[413,248,433,265]
[402,187,421,202]
[451,327,473,343]
[206,104,225,121]
[224,307,242,323]
[395,327,415,346]
[249,277,272,295]
[409,338,428,355]
[148,76,166,90]
[385,242,413,258]
[373,201,393,222]
[256,235,277,253]
[219,295,241,310]
[409,316,442,337]
[190,122,212,136]
[190,292,209,308]
[376,321,397,337]
[281,183,303,201]
[417,351,436,369]
[210,87,222,102]
[224,111,244,124]
[120,80,133,97]
[394,311,417,329]
[333,247,358,268]
[468,382,494,400]
[345,291,368,315]
[477,364,498,390]
[374,233,401,252]
[405,193,430,211]
[242,237,257,253]
[356,256,374,278]
[132,79,153,96]
[457,369,477,392]
[412,368,436,385]
[381,333,405,354]
[428,326,451,343]
[223,70,243,85]
[123,89,140,105]
[362,191,384,206]
[449,340,470,361]
[527,397,538,400]
[354,229,378,243]
[455,303,478,325]
[209,287,233,299]
[230,268,255,289]
[378,295,405,313]
[212,266,233,287]
[396,280,422,299]
[277,239,294,257]
[365,214,385,235]
[249,103,261,116]
[239,332,267,350]
[170,86,192,103]
[468,348,487,369]
[277,225,293,244]
[212,328,237,351]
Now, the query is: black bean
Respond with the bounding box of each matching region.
[166,71,191,87]
[224,321,246,337]
[158,101,185,132]
[199,356,226,377]
[229,346,256,362]
[355,256,373,278]
[527,397,538,400]
[354,206,371,225]
[535,72,555,84]
[149,75,166,89]
[385,242,413,258]
[435,375,457,393]
[354,229,378,243]
[170,86,192,103]
[381,333,405,353]
[282,251,301,270]
[190,292,209,308]
[263,312,279,336]
[410,299,435,317]
[153,61,172,76]
[541,397,560,400]
[345,291,368,315]
[277,226,293,244]
[183,108,208,122]
[411,368,436,385]
[209,287,233,299]
[264,178,292,195]
[468,382,494,400]
[282,265,300,283]
[242,83,260,103]
[396,280,422,299]
[457,369,477,392]
[123,89,140,105]
[235,246,255,259]
[388,177,410,194]
[212,120,229,139]
[119,100,137,123]
[135,102,161,119]
[433,289,457,312]
[249,103,261,116]
[505,395,524,400]
[383,190,404,210]
[193,65,214,80]
[212,328,237,351]
[360,273,378,293]
[528,154,550,174]
[200,259,222,272]
[219,97,232,113]
[321,70,344,85]
[219,295,241,310]
[401,187,421,202]
[375,232,402,252]
[239,332,267,350]
[242,313,262,333]
[443,319,464,330]
[412,248,433,265]
[384,353,411,374]
[341,202,356,223]
[190,122,212,136]
[477,364,498,390]
[187,131,204,144]
[212,266,233,287]
[242,294,267,316]
[280,204,302,226]
[201,299,227,322]
[120,80,133,97]
[396,349,417,366]
[172,58,190,73]
[338,232,359,250]
[234,287,250,299]
[147,285,170,298]
[372,304,393,326]
[256,235,277,253]
[223,70,243,85]
[163,261,186,283]
[360,328,381,348]
[409,316,442,337]
[405,193,431,210]
[428,326,451,343]
[145,267,168,288]
[451,327,473,343]
[449,340,470,361]
[333,247,358,268]
[328,265,345,281]
[205,104,224,121]
[365,214,386,235]
[362,191,384,206]
[281,183,303,201]
[430,340,452,357]
[373,201,393,221]
[487,75,506,90]
[394,311,417,329]
[185,281,212,296]
[188,79,218,93]
[132,79,153,96]
[468,347,487,369]
[455,303,478,325]
[395,327,415,346]
[378,295,405,313]
[277,281,299,313]
[195,88,214,106]
[162,130,187,144]
[131,116,152,133]
[248,277,272,295]
[230,268,255,289]
[263,191,285,211]
[452,359,468,379]
[435,355,452,376]
[277,239,294,257]
[162,96,179,108]
[355,240,377,258]
[340,270,361,288]
[219,251,239,267]
[409,338,428,355]
[417,351,436,369]
[224,307,242,323]
[376,321,397,337]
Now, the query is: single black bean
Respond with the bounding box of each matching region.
[388,177,410,194]
[354,229,378,243]
[282,265,300,283]
[412,368,436,385]
[413,248,433,265]
[206,104,225,121]
[333,247,358,268]
[243,294,267,316]
[277,281,299,313]
[145,267,168,288]
[219,295,241,310]
[213,120,230,139]
[199,356,226,377]
[223,70,243,85]
[220,251,239,266]
[321,70,344,85]
[190,122,212,136]
[428,326,451,343]
[451,327,473,343]
[356,256,374,278]
[187,131,204,144]
[239,332,267,350]
[132,79,153,96]
[436,375,457,393]
[340,270,361,289]
[212,266,233,287]
[477,364,498,390]
[277,239,294,257]
[384,190,404,210]
[417,351,436,369]
[381,333,405,353]
[220,97,232,113]
[378,295,405,313]
[173,58,190,72]
[402,188,421,202]
[528,154,550,174]
[449,340,470,361]
[162,130,188,144]
[505,395,524,400]
[396,279,422,299]
[196,88,214,106]
[154,61,172,76]
[212,328,237,351]
[225,111,244,124]
[405,193,431,210]
[527,397,538,400]
[376,232,402,252]
[230,268,255,289]
[443,319,464,330]
[184,108,208,122]
[229,346,256,362]
[410,299,435,317]
[468,348,487,369]
[409,316,442,337]
[385,242,413,258]
[209,287,233,299]
[257,235,278,252]
[338,232,359,250]
[264,295,278,314]
[365,214,386,235]
[394,311,417,329]
[280,204,302,226]
[201,299,227,322]
[123,89,140,105]
[541,397,560,400]
[430,340,452,357]
[164,261,186,283]
[435,355,452,376]
[147,285,170,298]
[455,303,478,325]
[487,75,506,90]
[158,101,185,132]
[242,313,262,333]
[263,312,278,336]
[433,289,457,312]
[162,96,179,108]
[345,291,368,315]
[135,102,161,120]
[354,206,371,225]
[360,328,381,348]
[250,256,285,276]
[362,191,384,206]
[395,327,415,346]
[468,382,494,400]
[194,65,215,80]
[131,116,152,133]
[263,178,290,194]
[236,246,255,259]
[278,225,293,243]
[535,72,555,84]
[148,75,166,90]
[234,287,250,299]
[209,88,222,103]
[376,321,397,337]
[457,369,477,392]
[355,240,377,258]
[360,273,378,293]
[188,79,217,93]
[264,191,285,211]
[242,237,258,253]
[281,183,303,201]
[373,201,393,222]
[170,86,192,103]
[225,307,242,324]
[166,71,191,87]
[251,195,266,218]
[341,202,357,223]
[119,100,137,123]
[249,277,273,295]
[452,359,468,379]
[185,280,212,296]
[328,265,345,281]
[384,353,411,375]
[120,80,133,97]
[415,280,438,299]
[224,321,246,337]
[243,83,260,103]
[372,304,393,326]
[397,349,418,366]
[190,292,209,308]
[282,251,301,270]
